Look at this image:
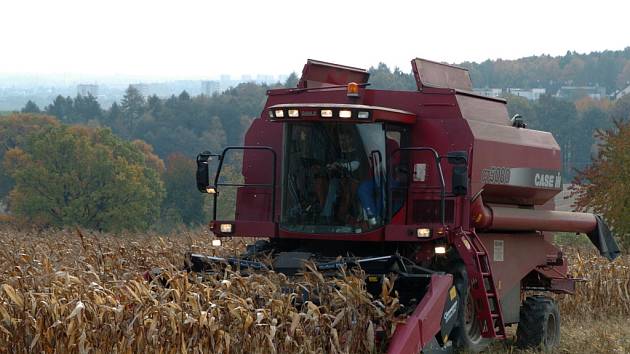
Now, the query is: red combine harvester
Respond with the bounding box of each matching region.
[193,59,620,353]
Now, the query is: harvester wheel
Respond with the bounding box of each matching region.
[516,296,560,351]
[451,263,490,353]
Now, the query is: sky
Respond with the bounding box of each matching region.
[1,0,629,80]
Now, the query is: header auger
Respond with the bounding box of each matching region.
[193,58,620,353]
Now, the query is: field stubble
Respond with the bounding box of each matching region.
[0,228,627,353]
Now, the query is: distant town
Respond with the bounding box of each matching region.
[0,73,290,111]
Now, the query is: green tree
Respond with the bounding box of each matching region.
[73,94,103,122]
[571,120,630,248]
[21,101,41,114]
[534,95,578,178]
[284,73,299,88]
[120,86,146,138]
[161,153,206,227]
[3,125,164,232]
[45,95,75,122]
[368,63,416,91]
[505,94,538,127]
[0,114,59,201]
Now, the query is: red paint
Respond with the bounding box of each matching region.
[387,274,453,354]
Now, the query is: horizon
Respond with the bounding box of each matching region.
[2,46,630,88]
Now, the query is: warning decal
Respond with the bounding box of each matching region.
[493,240,504,262]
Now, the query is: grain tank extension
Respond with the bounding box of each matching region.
[193,58,620,353]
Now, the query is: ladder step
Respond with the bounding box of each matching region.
[481,272,491,277]
[487,292,496,297]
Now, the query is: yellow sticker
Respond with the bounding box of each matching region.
[449,286,457,300]
[368,276,378,282]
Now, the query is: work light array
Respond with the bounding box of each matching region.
[269,108,371,120]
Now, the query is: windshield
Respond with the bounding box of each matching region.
[281,122,388,233]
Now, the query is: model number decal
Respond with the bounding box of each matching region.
[480,167,511,184]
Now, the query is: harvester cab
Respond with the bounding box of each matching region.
[192,58,620,353]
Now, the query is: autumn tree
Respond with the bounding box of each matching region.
[3,125,164,232]
[161,153,206,227]
[571,120,630,248]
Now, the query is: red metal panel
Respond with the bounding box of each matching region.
[387,274,452,354]
[489,208,597,233]
[241,116,283,222]
[411,58,472,91]
[277,228,384,242]
[211,220,276,238]
[235,188,271,221]
[298,59,369,88]
[477,232,549,296]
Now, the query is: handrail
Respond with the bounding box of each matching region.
[212,146,277,221]
[387,147,446,226]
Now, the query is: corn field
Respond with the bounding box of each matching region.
[0,228,627,353]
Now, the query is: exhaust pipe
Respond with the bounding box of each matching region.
[471,196,620,261]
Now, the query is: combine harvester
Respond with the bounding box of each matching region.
[192,59,620,353]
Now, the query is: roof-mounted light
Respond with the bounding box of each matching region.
[347,82,359,97]
[339,110,352,118]
[288,109,299,118]
[321,109,333,118]
[274,109,284,118]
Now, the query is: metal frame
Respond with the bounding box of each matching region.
[388,147,446,225]
[211,146,277,221]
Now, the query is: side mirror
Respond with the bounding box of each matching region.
[196,151,213,193]
[446,151,468,196]
[446,151,468,165]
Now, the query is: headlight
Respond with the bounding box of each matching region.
[357,111,370,119]
[321,109,333,118]
[274,109,284,118]
[220,223,233,233]
[339,110,352,118]
[288,109,299,118]
[211,239,222,247]
[434,245,447,254]
[417,228,431,238]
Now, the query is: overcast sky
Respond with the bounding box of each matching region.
[1,0,628,80]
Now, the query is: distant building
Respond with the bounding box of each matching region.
[506,88,546,100]
[256,74,274,84]
[219,75,234,90]
[77,84,98,97]
[473,88,503,98]
[615,84,630,100]
[201,80,220,96]
[556,86,606,101]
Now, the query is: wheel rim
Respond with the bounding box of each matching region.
[464,292,482,343]
[543,312,558,347]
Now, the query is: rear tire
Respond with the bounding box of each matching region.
[516,296,560,351]
[451,263,490,353]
